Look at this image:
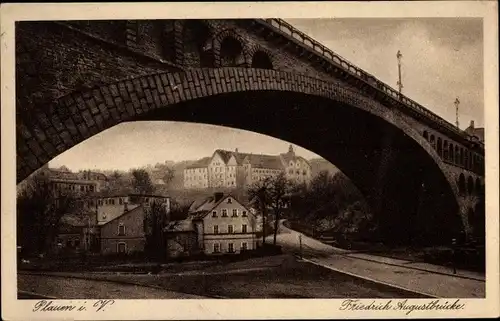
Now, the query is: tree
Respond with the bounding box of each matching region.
[131,168,154,195]
[248,177,271,245]
[144,200,169,260]
[162,167,175,186]
[17,173,77,256]
[247,173,293,246]
[268,173,293,245]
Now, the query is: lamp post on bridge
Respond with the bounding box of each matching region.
[396,50,403,96]
[454,97,460,129]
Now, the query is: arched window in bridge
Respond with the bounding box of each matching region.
[429,135,435,150]
[467,208,475,234]
[464,151,470,170]
[423,131,428,141]
[467,176,474,195]
[460,147,466,167]
[183,20,213,67]
[220,37,245,67]
[455,146,460,165]
[449,144,454,163]
[251,51,273,69]
[436,137,443,158]
[475,178,481,195]
[443,141,449,161]
[458,173,466,195]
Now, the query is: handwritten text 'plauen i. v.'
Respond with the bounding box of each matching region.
[32,300,115,313]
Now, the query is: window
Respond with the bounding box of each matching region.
[118,224,125,236]
[111,199,115,205]
[228,225,233,234]
[117,242,126,254]
[228,243,235,253]
[119,198,123,205]
[212,210,217,217]
[74,238,80,247]
[227,198,232,204]
[241,242,248,250]
[214,225,219,234]
[232,209,238,217]
[242,211,247,217]
[222,209,228,217]
[213,243,220,253]
[242,224,247,233]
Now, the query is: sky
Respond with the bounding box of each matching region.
[49,18,484,172]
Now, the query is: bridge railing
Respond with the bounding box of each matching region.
[259,18,473,141]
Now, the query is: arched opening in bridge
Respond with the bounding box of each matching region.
[430,135,435,150]
[475,178,482,195]
[467,176,474,195]
[458,173,466,195]
[17,77,463,247]
[455,146,460,165]
[467,208,475,234]
[220,37,245,67]
[443,141,449,161]
[461,147,465,167]
[423,131,428,141]
[436,137,443,158]
[472,202,485,239]
[251,51,273,69]
[449,143,454,163]
[182,20,213,67]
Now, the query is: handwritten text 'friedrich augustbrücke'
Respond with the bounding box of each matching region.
[340,299,465,315]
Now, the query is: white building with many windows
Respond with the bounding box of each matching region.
[183,145,312,189]
[164,193,257,256]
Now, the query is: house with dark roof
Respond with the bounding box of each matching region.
[164,192,257,256]
[465,120,485,143]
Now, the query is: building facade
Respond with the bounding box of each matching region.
[99,205,146,255]
[164,193,257,256]
[44,168,109,196]
[183,145,312,189]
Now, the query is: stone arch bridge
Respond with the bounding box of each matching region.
[16,19,485,243]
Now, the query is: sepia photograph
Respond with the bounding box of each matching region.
[1,1,498,320]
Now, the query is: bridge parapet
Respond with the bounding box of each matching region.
[259,18,480,147]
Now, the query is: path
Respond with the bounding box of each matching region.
[267,220,485,298]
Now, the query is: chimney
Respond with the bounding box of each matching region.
[214,192,224,202]
[470,120,475,129]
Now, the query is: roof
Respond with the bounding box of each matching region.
[246,154,283,169]
[99,205,144,226]
[214,150,234,164]
[186,157,212,169]
[163,220,195,233]
[188,193,253,220]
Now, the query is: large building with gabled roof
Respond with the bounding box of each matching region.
[183,145,312,189]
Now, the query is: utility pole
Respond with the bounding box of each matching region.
[396,50,403,95]
[454,97,460,129]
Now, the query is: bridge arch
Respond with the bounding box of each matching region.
[17,68,464,244]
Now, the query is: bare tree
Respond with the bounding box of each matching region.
[17,173,77,256]
[248,173,293,246]
[131,168,154,195]
[162,167,175,185]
